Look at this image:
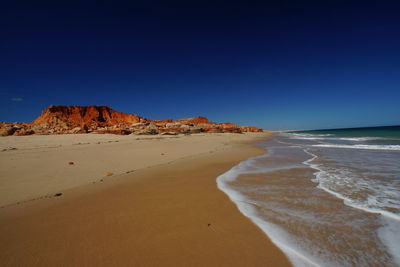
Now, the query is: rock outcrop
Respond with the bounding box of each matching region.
[32,105,146,134]
[0,105,264,136]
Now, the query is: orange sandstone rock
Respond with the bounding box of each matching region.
[32,105,147,129]
[176,116,215,125]
[0,105,264,136]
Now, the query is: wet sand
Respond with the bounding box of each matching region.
[0,133,291,266]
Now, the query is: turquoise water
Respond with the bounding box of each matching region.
[217,126,400,266]
[293,126,400,145]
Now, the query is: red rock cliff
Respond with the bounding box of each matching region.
[32,105,147,129]
[176,116,214,125]
[1,105,264,136]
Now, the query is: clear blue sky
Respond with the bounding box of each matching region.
[1,1,399,130]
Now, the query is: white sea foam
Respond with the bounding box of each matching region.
[217,155,324,267]
[218,133,400,266]
[336,137,389,141]
[290,135,400,142]
[302,149,400,265]
[378,216,400,265]
[291,134,333,137]
[290,134,394,142]
[302,149,400,221]
[289,134,333,140]
[312,144,400,151]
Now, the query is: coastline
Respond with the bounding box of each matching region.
[221,131,400,266]
[0,133,291,266]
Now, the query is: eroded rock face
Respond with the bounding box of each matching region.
[33,105,146,129]
[0,105,264,136]
[0,126,17,136]
[240,126,264,133]
[176,116,213,125]
[13,129,35,136]
[151,119,173,127]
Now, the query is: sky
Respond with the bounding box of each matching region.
[1,0,399,130]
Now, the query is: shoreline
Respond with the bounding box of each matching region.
[224,131,400,266]
[0,133,291,266]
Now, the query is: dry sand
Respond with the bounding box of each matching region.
[0,133,262,207]
[0,132,291,266]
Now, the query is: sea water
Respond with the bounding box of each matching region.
[217,126,400,267]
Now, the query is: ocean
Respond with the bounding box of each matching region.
[217,126,400,267]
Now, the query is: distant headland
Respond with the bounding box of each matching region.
[0,105,263,136]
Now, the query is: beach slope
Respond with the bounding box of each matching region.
[0,133,290,266]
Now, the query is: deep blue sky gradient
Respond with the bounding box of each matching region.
[1,0,400,129]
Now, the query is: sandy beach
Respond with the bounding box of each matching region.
[1,133,263,207]
[0,132,290,266]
